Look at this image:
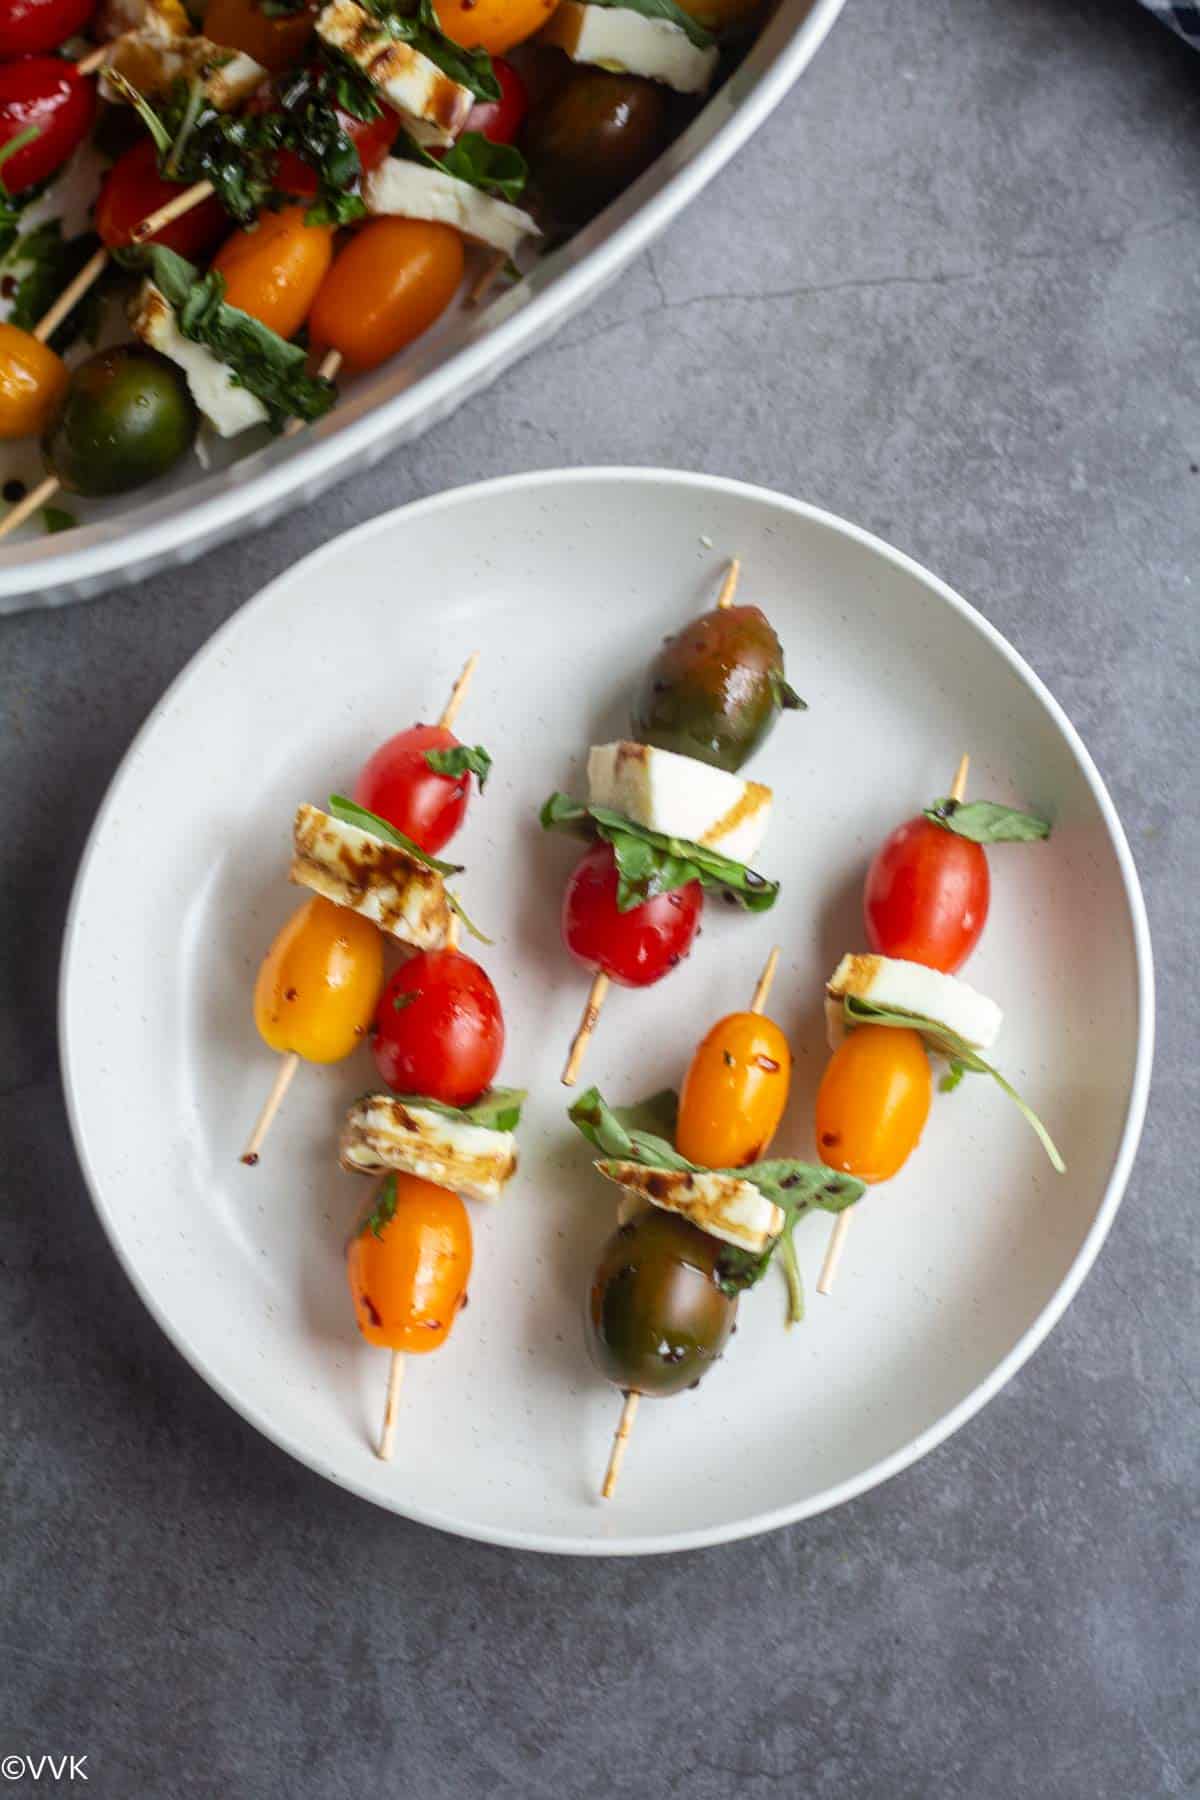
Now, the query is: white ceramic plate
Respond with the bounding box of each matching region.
[0,0,845,613]
[60,468,1153,1555]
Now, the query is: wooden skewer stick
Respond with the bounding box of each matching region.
[562,971,609,1088]
[601,947,780,1497]
[33,244,109,343]
[438,650,479,730]
[376,1347,405,1461]
[130,178,215,243]
[239,1050,299,1166]
[75,44,106,75]
[0,473,62,542]
[466,249,506,308]
[601,1390,639,1500]
[716,557,740,608]
[817,753,970,1295]
[283,348,343,439]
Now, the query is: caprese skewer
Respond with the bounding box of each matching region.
[814,754,1062,1293]
[240,652,489,1163]
[568,947,864,1498]
[542,559,803,1085]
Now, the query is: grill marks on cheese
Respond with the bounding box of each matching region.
[341,1094,519,1201]
[596,1160,783,1253]
[587,740,772,865]
[291,803,452,947]
[316,0,473,142]
[825,952,1004,1051]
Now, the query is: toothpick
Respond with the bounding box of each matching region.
[716,557,740,608]
[283,348,343,438]
[376,1349,405,1460]
[239,1050,299,1166]
[562,971,609,1087]
[749,946,780,1015]
[75,44,106,74]
[33,244,109,343]
[129,178,215,243]
[466,249,506,308]
[0,473,62,544]
[601,1389,639,1499]
[438,651,479,730]
[818,753,970,1295]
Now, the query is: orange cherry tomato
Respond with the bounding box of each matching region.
[347,1173,473,1353]
[309,217,464,372]
[433,0,558,53]
[676,1010,791,1168]
[253,895,383,1064]
[814,1024,931,1184]
[212,206,334,340]
[203,0,316,70]
[0,322,68,439]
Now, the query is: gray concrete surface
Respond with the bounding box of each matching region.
[3,0,1198,1793]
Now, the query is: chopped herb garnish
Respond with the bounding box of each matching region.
[541,792,779,913]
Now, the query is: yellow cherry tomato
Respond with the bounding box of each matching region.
[212,207,334,341]
[309,217,464,372]
[814,1025,931,1184]
[0,323,69,440]
[253,896,383,1064]
[203,0,316,70]
[347,1174,473,1352]
[434,0,558,53]
[676,1010,791,1168]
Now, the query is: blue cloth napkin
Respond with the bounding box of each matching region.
[1139,1,1200,41]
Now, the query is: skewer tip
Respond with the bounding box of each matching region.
[749,945,781,1015]
[715,557,740,609]
[950,753,970,804]
[562,971,610,1087]
[601,1389,640,1499]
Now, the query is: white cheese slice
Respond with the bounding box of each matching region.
[341,1095,518,1202]
[129,282,269,438]
[316,0,473,144]
[364,160,541,257]
[290,803,452,947]
[540,1,719,94]
[101,35,266,107]
[595,1161,782,1253]
[587,740,772,865]
[825,953,1003,1053]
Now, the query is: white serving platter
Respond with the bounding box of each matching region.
[59,467,1153,1554]
[0,0,845,612]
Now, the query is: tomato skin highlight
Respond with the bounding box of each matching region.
[0,0,95,56]
[372,949,504,1107]
[347,1174,472,1353]
[96,139,228,255]
[253,895,384,1064]
[433,0,557,54]
[353,722,470,853]
[0,57,95,192]
[814,1024,931,1184]
[676,1010,791,1168]
[561,841,702,989]
[864,814,990,973]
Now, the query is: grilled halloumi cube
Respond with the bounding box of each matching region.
[129,283,269,438]
[595,1161,782,1254]
[341,1095,518,1201]
[316,0,473,144]
[365,160,540,258]
[587,741,772,865]
[97,0,188,41]
[290,803,452,947]
[825,952,1003,1052]
[540,1,719,94]
[101,34,266,107]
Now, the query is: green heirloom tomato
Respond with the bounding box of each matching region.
[524,68,668,226]
[632,603,802,772]
[43,345,196,498]
[585,1208,737,1398]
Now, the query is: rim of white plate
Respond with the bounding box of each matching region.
[0,0,846,603]
[59,468,1156,1556]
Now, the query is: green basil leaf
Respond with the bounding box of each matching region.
[360,0,501,99]
[925,798,1051,844]
[396,129,528,200]
[326,794,463,874]
[363,1172,398,1239]
[583,0,714,51]
[939,1058,969,1094]
[42,506,76,534]
[391,1088,525,1131]
[771,669,806,712]
[116,244,336,430]
[843,996,1065,1172]
[540,792,779,913]
[9,222,114,354]
[425,744,492,789]
[568,1086,693,1171]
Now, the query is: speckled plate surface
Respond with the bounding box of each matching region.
[59,468,1153,1554]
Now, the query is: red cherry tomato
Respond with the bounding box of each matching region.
[459,56,527,145]
[95,139,229,255]
[0,0,94,55]
[372,949,504,1107]
[562,842,702,989]
[270,101,399,198]
[353,723,475,854]
[864,814,990,973]
[0,58,95,193]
